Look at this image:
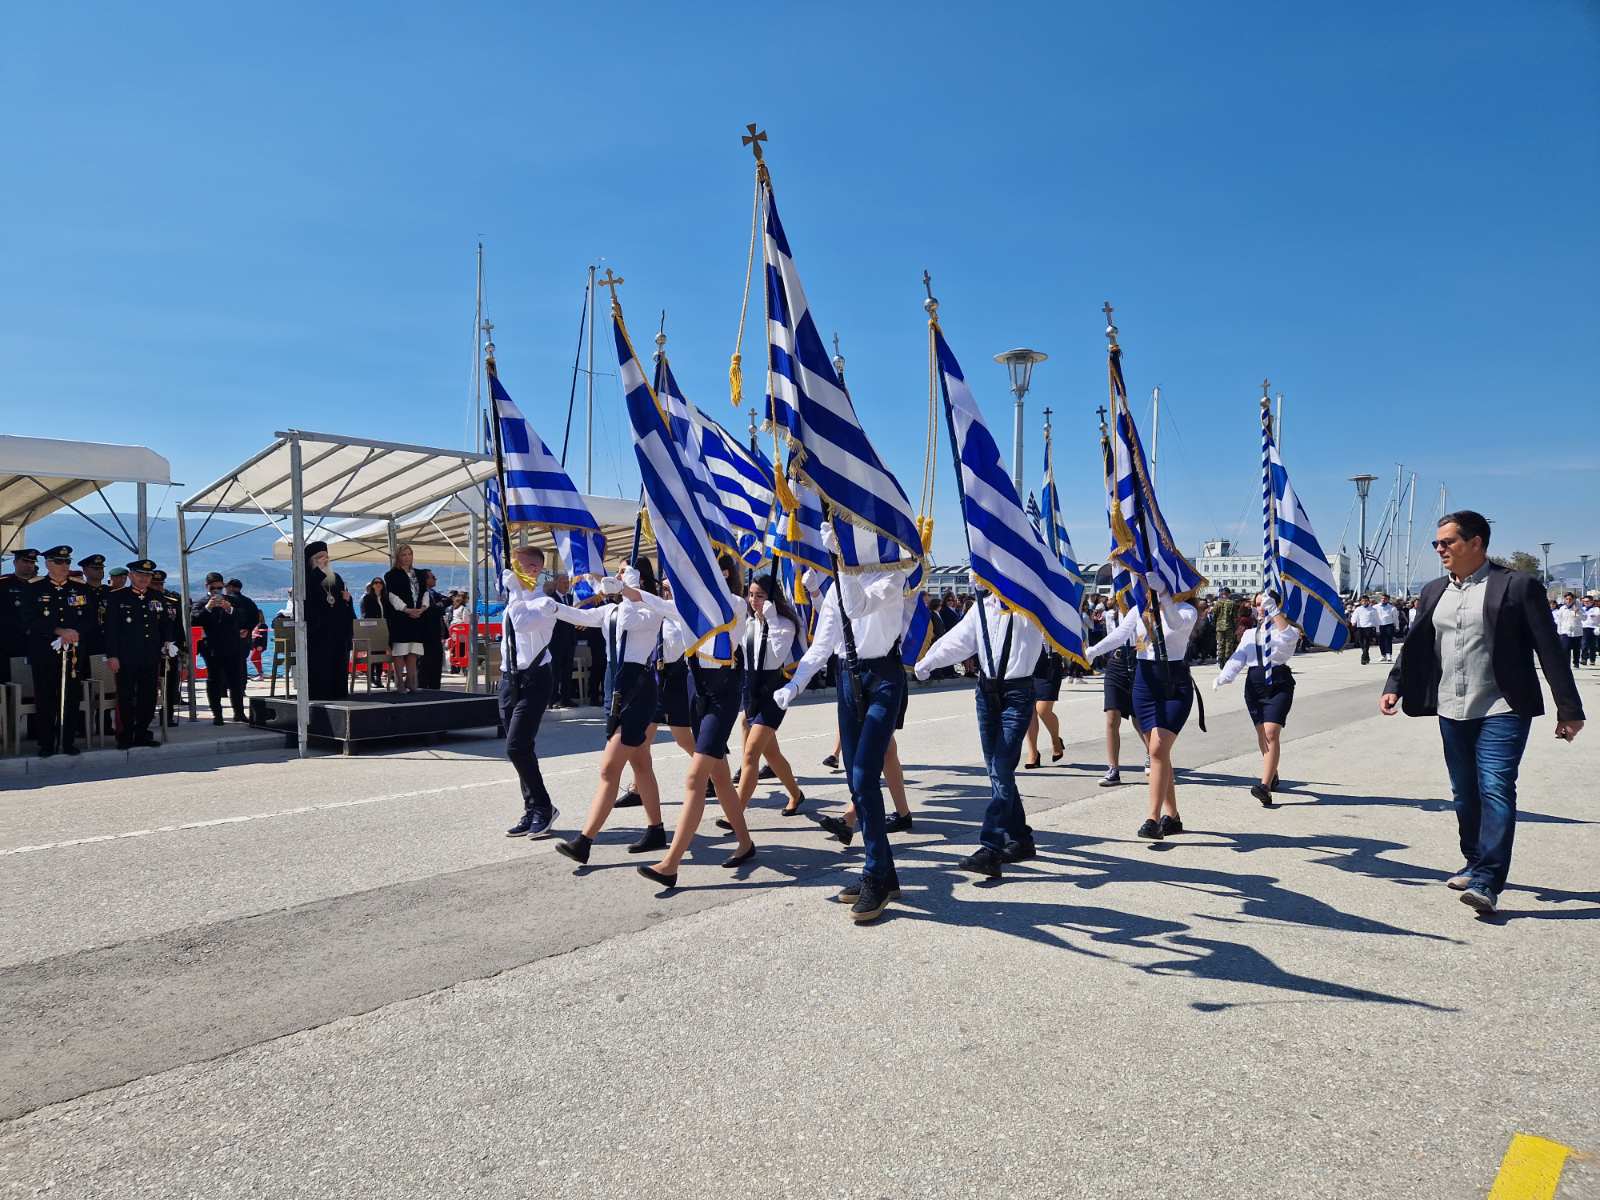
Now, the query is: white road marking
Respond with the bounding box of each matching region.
[1,713,968,856]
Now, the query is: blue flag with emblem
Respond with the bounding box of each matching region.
[487,363,605,579]
[762,182,920,567]
[613,304,737,657]
[1263,408,1348,649]
[934,322,1086,663]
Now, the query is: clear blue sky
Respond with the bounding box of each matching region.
[5,2,1597,585]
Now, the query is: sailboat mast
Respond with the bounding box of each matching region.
[472,242,485,452]
[1150,386,1160,487]
[585,262,597,494]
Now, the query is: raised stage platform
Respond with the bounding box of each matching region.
[249,689,500,755]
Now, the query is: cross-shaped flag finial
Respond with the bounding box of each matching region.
[597,268,625,310]
[742,123,767,161]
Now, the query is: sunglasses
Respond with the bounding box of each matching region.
[1431,536,1462,551]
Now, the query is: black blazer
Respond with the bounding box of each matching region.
[1385,563,1584,722]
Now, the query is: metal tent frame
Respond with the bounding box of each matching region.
[178,430,497,757]
[0,435,175,558]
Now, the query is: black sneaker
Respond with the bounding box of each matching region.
[850,876,896,923]
[1136,819,1163,840]
[615,788,643,809]
[834,876,903,904]
[506,815,533,837]
[1250,783,1274,807]
[1157,815,1183,837]
[818,814,855,846]
[822,753,840,771]
[1000,838,1036,863]
[1098,769,1122,787]
[628,824,668,854]
[958,847,1003,878]
[885,811,914,835]
[554,837,591,866]
[758,764,776,780]
[526,807,558,839]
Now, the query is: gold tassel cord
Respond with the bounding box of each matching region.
[729,167,765,408]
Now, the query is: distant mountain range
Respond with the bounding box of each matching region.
[14,514,469,599]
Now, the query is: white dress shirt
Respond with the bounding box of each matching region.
[1085,600,1199,663]
[741,605,796,671]
[1555,604,1584,638]
[1353,605,1378,629]
[915,596,1043,681]
[1374,603,1398,628]
[785,565,911,694]
[554,591,675,666]
[500,569,556,672]
[1583,604,1600,632]
[1215,620,1298,686]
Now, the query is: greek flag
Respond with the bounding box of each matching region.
[1107,360,1205,603]
[1042,448,1085,601]
[762,186,920,566]
[483,415,508,595]
[613,310,737,655]
[935,325,1085,662]
[1264,416,1348,649]
[488,365,605,578]
[694,409,775,568]
[900,558,935,668]
[655,354,739,563]
[769,477,831,577]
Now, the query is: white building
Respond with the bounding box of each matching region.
[1198,538,1352,598]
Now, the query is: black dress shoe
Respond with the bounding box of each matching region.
[628,824,668,854]
[822,753,840,771]
[721,844,757,869]
[958,848,1003,878]
[615,788,643,809]
[212,715,225,727]
[1023,756,1042,770]
[781,794,806,816]
[1136,819,1163,840]
[758,764,776,780]
[714,817,734,832]
[554,837,591,865]
[1270,773,1280,791]
[636,865,678,889]
[1000,838,1036,863]
[850,876,896,923]
[62,744,80,756]
[818,814,855,846]
[1051,740,1065,763]
[37,747,55,759]
[1157,815,1184,836]
[885,811,914,835]
[1250,784,1274,807]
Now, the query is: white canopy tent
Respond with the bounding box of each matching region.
[267,487,650,569]
[179,430,499,757]
[0,434,174,558]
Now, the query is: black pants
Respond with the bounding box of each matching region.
[117,662,159,745]
[29,651,83,752]
[419,643,443,689]
[1563,634,1582,670]
[549,627,576,704]
[499,663,553,816]
[1359,627,1374,664]
[166,656,184,720]
[1377,627,1394,659]
[205,652,247,718]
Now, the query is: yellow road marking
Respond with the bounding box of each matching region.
[1488,1134,1573,1200]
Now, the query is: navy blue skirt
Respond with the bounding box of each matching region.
[1244,664,1295,727]
[1102,652,1135,714]
[1032,651,1063,702]
[693,666,743,758]
[606,663,658,747]
[743,668,787,728]
[1132,660,1193,735]
[653,659,694,728]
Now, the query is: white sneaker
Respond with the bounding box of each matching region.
[1460,886,1498,914]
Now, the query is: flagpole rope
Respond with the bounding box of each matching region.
[729,166,764,409]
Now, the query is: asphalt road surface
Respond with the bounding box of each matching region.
[3,652,1596,1198]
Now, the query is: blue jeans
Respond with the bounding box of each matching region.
[838,656,905,886]
[975,680,1035,853]
[1438,713,1532,893]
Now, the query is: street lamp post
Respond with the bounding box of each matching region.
[1351,474,1378,596]
[1540,542,1553,590]
[1580,554,1591,594]
[995,348,1047,496]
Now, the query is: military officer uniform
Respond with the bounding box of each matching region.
[105,561,176,748]
[76,554,111,658]
[26,546,93,756]
[151,570,187,726]
[1,548,42,685]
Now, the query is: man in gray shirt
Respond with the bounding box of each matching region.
[1381,510,1584,915]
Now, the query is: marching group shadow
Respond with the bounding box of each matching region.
[569,765,1598,1014]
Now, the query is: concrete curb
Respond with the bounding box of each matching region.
[0,729,287,780]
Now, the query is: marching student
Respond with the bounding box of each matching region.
[550,562,674,867]
[914,576,1043,878]
[1374,593,1400,663]
[733,573,807,816]
[1022,644,1066,769]
[774,523,911,924]
[500,546,561,839]
[636,557,759,889]
[1085,583,1199,840]
[1213,592,1299,806]
[1099,604,1139,787]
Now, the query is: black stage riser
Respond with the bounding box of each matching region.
[250,690,499,749]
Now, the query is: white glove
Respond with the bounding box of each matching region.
[913,661,931,682]
[820,522,840,554]
[600,577,622,596]
[621,565,640,589]
[773,683,798,711]
[51,637,64,652]
[1260,598,1280,619]
[1212,676,1223,691]
[801,568,822,595]
[163,642,179,658]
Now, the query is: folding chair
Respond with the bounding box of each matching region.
[350,618,394,693]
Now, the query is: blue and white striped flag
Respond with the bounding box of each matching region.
[762,186,920,567]
[935,324,1085,663]
[655,354,739,563]
[1264,415,1348,649]
[613,309,737,656]
[769,477,831,577]
[1106,352,1206,603]
[1042,443,1085,603]
[488,365,605,578]
[900,558,935,668]
[694,409,775,568]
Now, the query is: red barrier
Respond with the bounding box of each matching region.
[448,622,502,669]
